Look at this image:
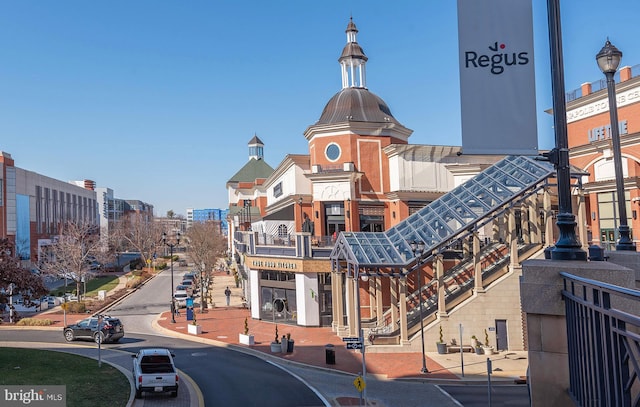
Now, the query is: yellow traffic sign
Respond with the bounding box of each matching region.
[353,376,366,392]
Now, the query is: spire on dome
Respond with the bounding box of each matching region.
[339,17,368,89]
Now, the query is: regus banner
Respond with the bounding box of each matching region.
[457,0,538,155]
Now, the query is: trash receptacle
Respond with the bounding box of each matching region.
[325,344,335,365]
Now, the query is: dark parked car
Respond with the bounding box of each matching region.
[63,315,124,344]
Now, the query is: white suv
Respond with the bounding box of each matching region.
[173,292,188,308]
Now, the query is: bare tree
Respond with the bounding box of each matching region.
[185,221,226,310]
[38,221,102,299]
[112,212,163,267]
[0,238,47,302]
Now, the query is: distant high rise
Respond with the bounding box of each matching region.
[186,208,229,235]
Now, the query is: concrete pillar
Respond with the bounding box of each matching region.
[462,235,471,259]
[521,259,636,407]
[367,276,375,320]
[509,209,519,266]
[399,277,408,343]
[390,278,399,333]
[375,276,384,324]
[522,202,531,245]
[544,188,554,247]
[346,274,356,336]
[473,232,483,292]
[492,217,501,243]
[435,254,447,316]
[333,271,345,332]
[576,188,588,250]
[528,194,540,244]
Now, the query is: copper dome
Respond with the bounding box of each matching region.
[316,87,400,125]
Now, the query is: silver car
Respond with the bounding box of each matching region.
[173,292,188,308]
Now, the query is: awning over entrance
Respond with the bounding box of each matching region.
[330,155,556,271]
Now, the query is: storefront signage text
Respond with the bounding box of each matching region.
[567,84,640,123]
[251,260,298,270]
[588,120,628,143]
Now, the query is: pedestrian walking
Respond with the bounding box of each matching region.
[174,301,181,317]
[225,286,231,306]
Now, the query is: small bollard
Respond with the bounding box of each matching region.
[325,344,336,365]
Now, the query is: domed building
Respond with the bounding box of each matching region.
[228,18,502,329]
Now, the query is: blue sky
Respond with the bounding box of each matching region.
[1,1,639,217]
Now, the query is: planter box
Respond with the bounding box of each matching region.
[188,324,202,335]
[436,342,448,354]
[270,342,281,353]
[239,333,255,346]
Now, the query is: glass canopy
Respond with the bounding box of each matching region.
[331,155,556,269]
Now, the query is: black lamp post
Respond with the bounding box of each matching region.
[596,39,635,251]
[162,231,181,323]
[409,240,428,374]
[546,0,587,260]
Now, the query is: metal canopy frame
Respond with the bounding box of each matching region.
[330,155,558,276]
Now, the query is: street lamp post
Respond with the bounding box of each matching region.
[546,0,587,261]
[162,231,181,323]
[410,240,428,374]
[596,39,635,251]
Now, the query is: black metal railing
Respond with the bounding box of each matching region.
[561,271,640,407]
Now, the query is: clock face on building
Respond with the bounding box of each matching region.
[325,143,341,162]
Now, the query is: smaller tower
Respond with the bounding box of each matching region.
[248,134,264,160]
[339,17,368,89]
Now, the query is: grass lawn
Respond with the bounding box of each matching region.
[84,275,120,297]
[0,348,129,407]
[51,275,119,297]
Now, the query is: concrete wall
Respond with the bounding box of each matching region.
[409,265,526,353]
[521,258,636,407]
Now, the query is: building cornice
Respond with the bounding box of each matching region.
[570,132,640,158]
[303,121,413,143]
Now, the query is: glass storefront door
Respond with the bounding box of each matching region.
[259,286,297,324]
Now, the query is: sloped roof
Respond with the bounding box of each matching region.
[248,135,264,145]
[227,158,274,184]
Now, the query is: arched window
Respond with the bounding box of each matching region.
[278,224,288,238]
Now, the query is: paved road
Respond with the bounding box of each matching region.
[105,267,328,407]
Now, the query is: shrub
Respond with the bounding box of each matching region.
[16,318,54,326]
[61,302,86,313]
[244,317,249,335]
[126,276,143,289]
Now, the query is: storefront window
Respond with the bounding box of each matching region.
[597,191,632,250]
[259,269,297,324]
[259,286,297,324]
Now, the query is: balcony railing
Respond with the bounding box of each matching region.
[561,271,640,407]
[234,231,335,259]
